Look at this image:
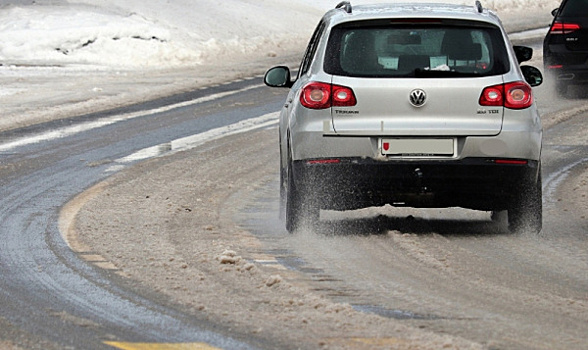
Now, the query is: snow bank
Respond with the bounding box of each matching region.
[0,0,559,70]
[0,5,200,67]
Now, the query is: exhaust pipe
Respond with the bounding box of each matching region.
[558,73,575,80]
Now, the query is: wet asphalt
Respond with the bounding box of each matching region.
[1,33,587,348]
[0,77,283,349]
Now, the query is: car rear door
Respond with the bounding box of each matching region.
[326,22,509,137]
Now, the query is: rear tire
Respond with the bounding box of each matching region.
[555,81,569,98]
[279,164,286,223]
[491,210,507,223]
[285,163,319,233]
[508,171,542,234]
[285,165,302,233]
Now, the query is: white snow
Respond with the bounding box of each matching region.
[0,0,559,132]
[0,0,559,70]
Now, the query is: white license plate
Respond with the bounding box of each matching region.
[380,138,454,156]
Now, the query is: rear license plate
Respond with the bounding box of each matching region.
[380,138,455,156]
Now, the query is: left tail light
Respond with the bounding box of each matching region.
[479,81,533,110]
[300,82,357,109]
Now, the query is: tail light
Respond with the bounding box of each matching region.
[300,82,357,109]
[550,21,580,35]
[479,81,533,110]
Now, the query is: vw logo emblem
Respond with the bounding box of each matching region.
[409,89,427,107]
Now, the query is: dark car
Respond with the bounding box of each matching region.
[544,0,588,96]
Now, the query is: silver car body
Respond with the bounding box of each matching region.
[268,2,543,232]
[284,4,541,165]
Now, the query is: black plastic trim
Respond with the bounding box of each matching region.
[291,157,539,211]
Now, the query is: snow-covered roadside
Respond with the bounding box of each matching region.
[0,0,558,133]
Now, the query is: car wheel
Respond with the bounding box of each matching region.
[508,171,542,234]
[279,164,286,222]
[279,140,288,223]
[555,81,569,98]
[491,210,507,223]
[285,162,319,233]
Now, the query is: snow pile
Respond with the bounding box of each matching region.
[0,5,199,67]
[0,0,325,69]
[0,0,559,70]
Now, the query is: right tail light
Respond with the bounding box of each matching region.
[479,81,533,110]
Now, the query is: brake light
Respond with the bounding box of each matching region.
[479,81,533,110]
[300,82,356,109]
[390,19,443,24]
[550,21,580,35]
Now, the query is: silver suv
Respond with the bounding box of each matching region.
[265,1,544,233]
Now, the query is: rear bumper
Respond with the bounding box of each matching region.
[545,66,588,84]
[292,157,540,211]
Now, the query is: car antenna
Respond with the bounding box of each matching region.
[475,0,483,13]
[336,1,352,14]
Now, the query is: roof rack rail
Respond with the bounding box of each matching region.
[336,1,352,14]
[475,0,483,13]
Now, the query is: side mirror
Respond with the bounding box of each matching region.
[551,8,559,17]
[521,66,543,87]
[513,46,533,64]
[264,66,292,88]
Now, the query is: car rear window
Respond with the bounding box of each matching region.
[560,0,588,16]
[324,19,510,78]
